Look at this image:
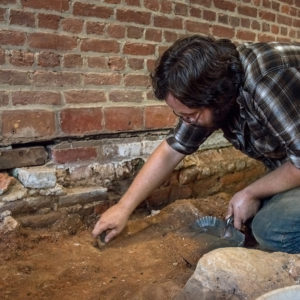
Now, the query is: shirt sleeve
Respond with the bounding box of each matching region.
[166,118,213,155]
[253,67,300,168]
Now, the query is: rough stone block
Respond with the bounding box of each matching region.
[14,166,56,189]
[0,146,48,170]
[58,186,108,207]
[17,211,63,228]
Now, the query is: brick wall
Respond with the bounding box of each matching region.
[0,0,299,167]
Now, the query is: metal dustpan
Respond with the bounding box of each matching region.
[193,216,245,246]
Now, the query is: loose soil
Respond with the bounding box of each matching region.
[0,193,253,300]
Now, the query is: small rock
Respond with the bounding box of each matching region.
[1,182,27,202]
[0,173,15,195]
[0,215,20,234]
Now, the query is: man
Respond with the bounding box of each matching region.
[93,35,300,253]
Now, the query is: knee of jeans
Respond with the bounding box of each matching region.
[251,213,268,244]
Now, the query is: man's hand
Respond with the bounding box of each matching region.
[92,203,131,243]
[226,189,261,230]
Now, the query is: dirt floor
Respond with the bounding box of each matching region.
[0,193,254,300]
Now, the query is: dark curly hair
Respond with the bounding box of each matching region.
[151,35,243,123]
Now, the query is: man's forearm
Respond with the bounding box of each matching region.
[118,140,185,214]
[243,161,300,200]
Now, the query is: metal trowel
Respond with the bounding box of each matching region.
[193,215,245,246]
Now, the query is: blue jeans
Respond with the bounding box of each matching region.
[251,187,300,253]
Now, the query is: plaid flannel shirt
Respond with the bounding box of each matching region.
[166,42,300,170]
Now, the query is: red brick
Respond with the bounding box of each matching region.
[33,71,81,87]
[146,90,156,100]
[109,90,143,102]
[86,22,106,35]
[144,0,159,11]
[277,14,292,26]
[52,147,97,164]
[258,33,275,42]
[84,73,122,86]
[125,0,140,5]
[73,2,113,18]
[29,33,77,50]
[38,51,61,67]
[2,110,55,139]
[259,11,275,22]
[0,70,30,85]
[116,9,151,25]
[175,3,188,16]
[128,58,144,70]
[104,0,121,3]
[0,49,5,65]
[212,25,235,38]
[251,20,260,31]
[124,74,150,87]
[107,24,125,38]
[154,16,183,29]
[108,57,126,71]
[213,0,236,11]
[81,39,119,53]
[158,45,170,56]
[230,16,240,27]
[236,30,256,41]
[21,0,69,11]
[190,0,211,6]
[60,108,102,135]
[241,18,250,28]
[127,26,144,39]
[238,6,257,17]
[262,22,270,32]
[164,31,178,43]
[10,10,35,27]
[87,57,107,69]
[203,9,216,21]
[281,27,288,36]
[38,13,61,30]
[0,91,9,106]
[104,107,143,131]
[0,30,25,46]
[145,105,177,129]
[61,18,83,33]
[218,14,228,24]
[271,25,279,35]
[186,21,210,34]
[145,28,162,42]
[9,50,34,67]
[262,0,271,8]
[160,0,172,13]
[280,3,293,14]
[190,7,202,18]
[12,91,61,105]
[123,42,155,55]
[146,59,156,72]
[63,54,83,68]
[272,1,280,10]
[0,0,16,4]
[0,8,6,22]
[64,90,106,104]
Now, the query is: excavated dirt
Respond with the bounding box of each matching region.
[0,193,254,300]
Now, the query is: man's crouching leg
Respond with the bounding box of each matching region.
[251,187,300,254]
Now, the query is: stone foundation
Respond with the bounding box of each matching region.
[0,132,266,228]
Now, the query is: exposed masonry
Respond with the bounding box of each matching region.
[0,133,266,227]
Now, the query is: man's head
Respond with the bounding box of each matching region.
[151,35,243,127]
